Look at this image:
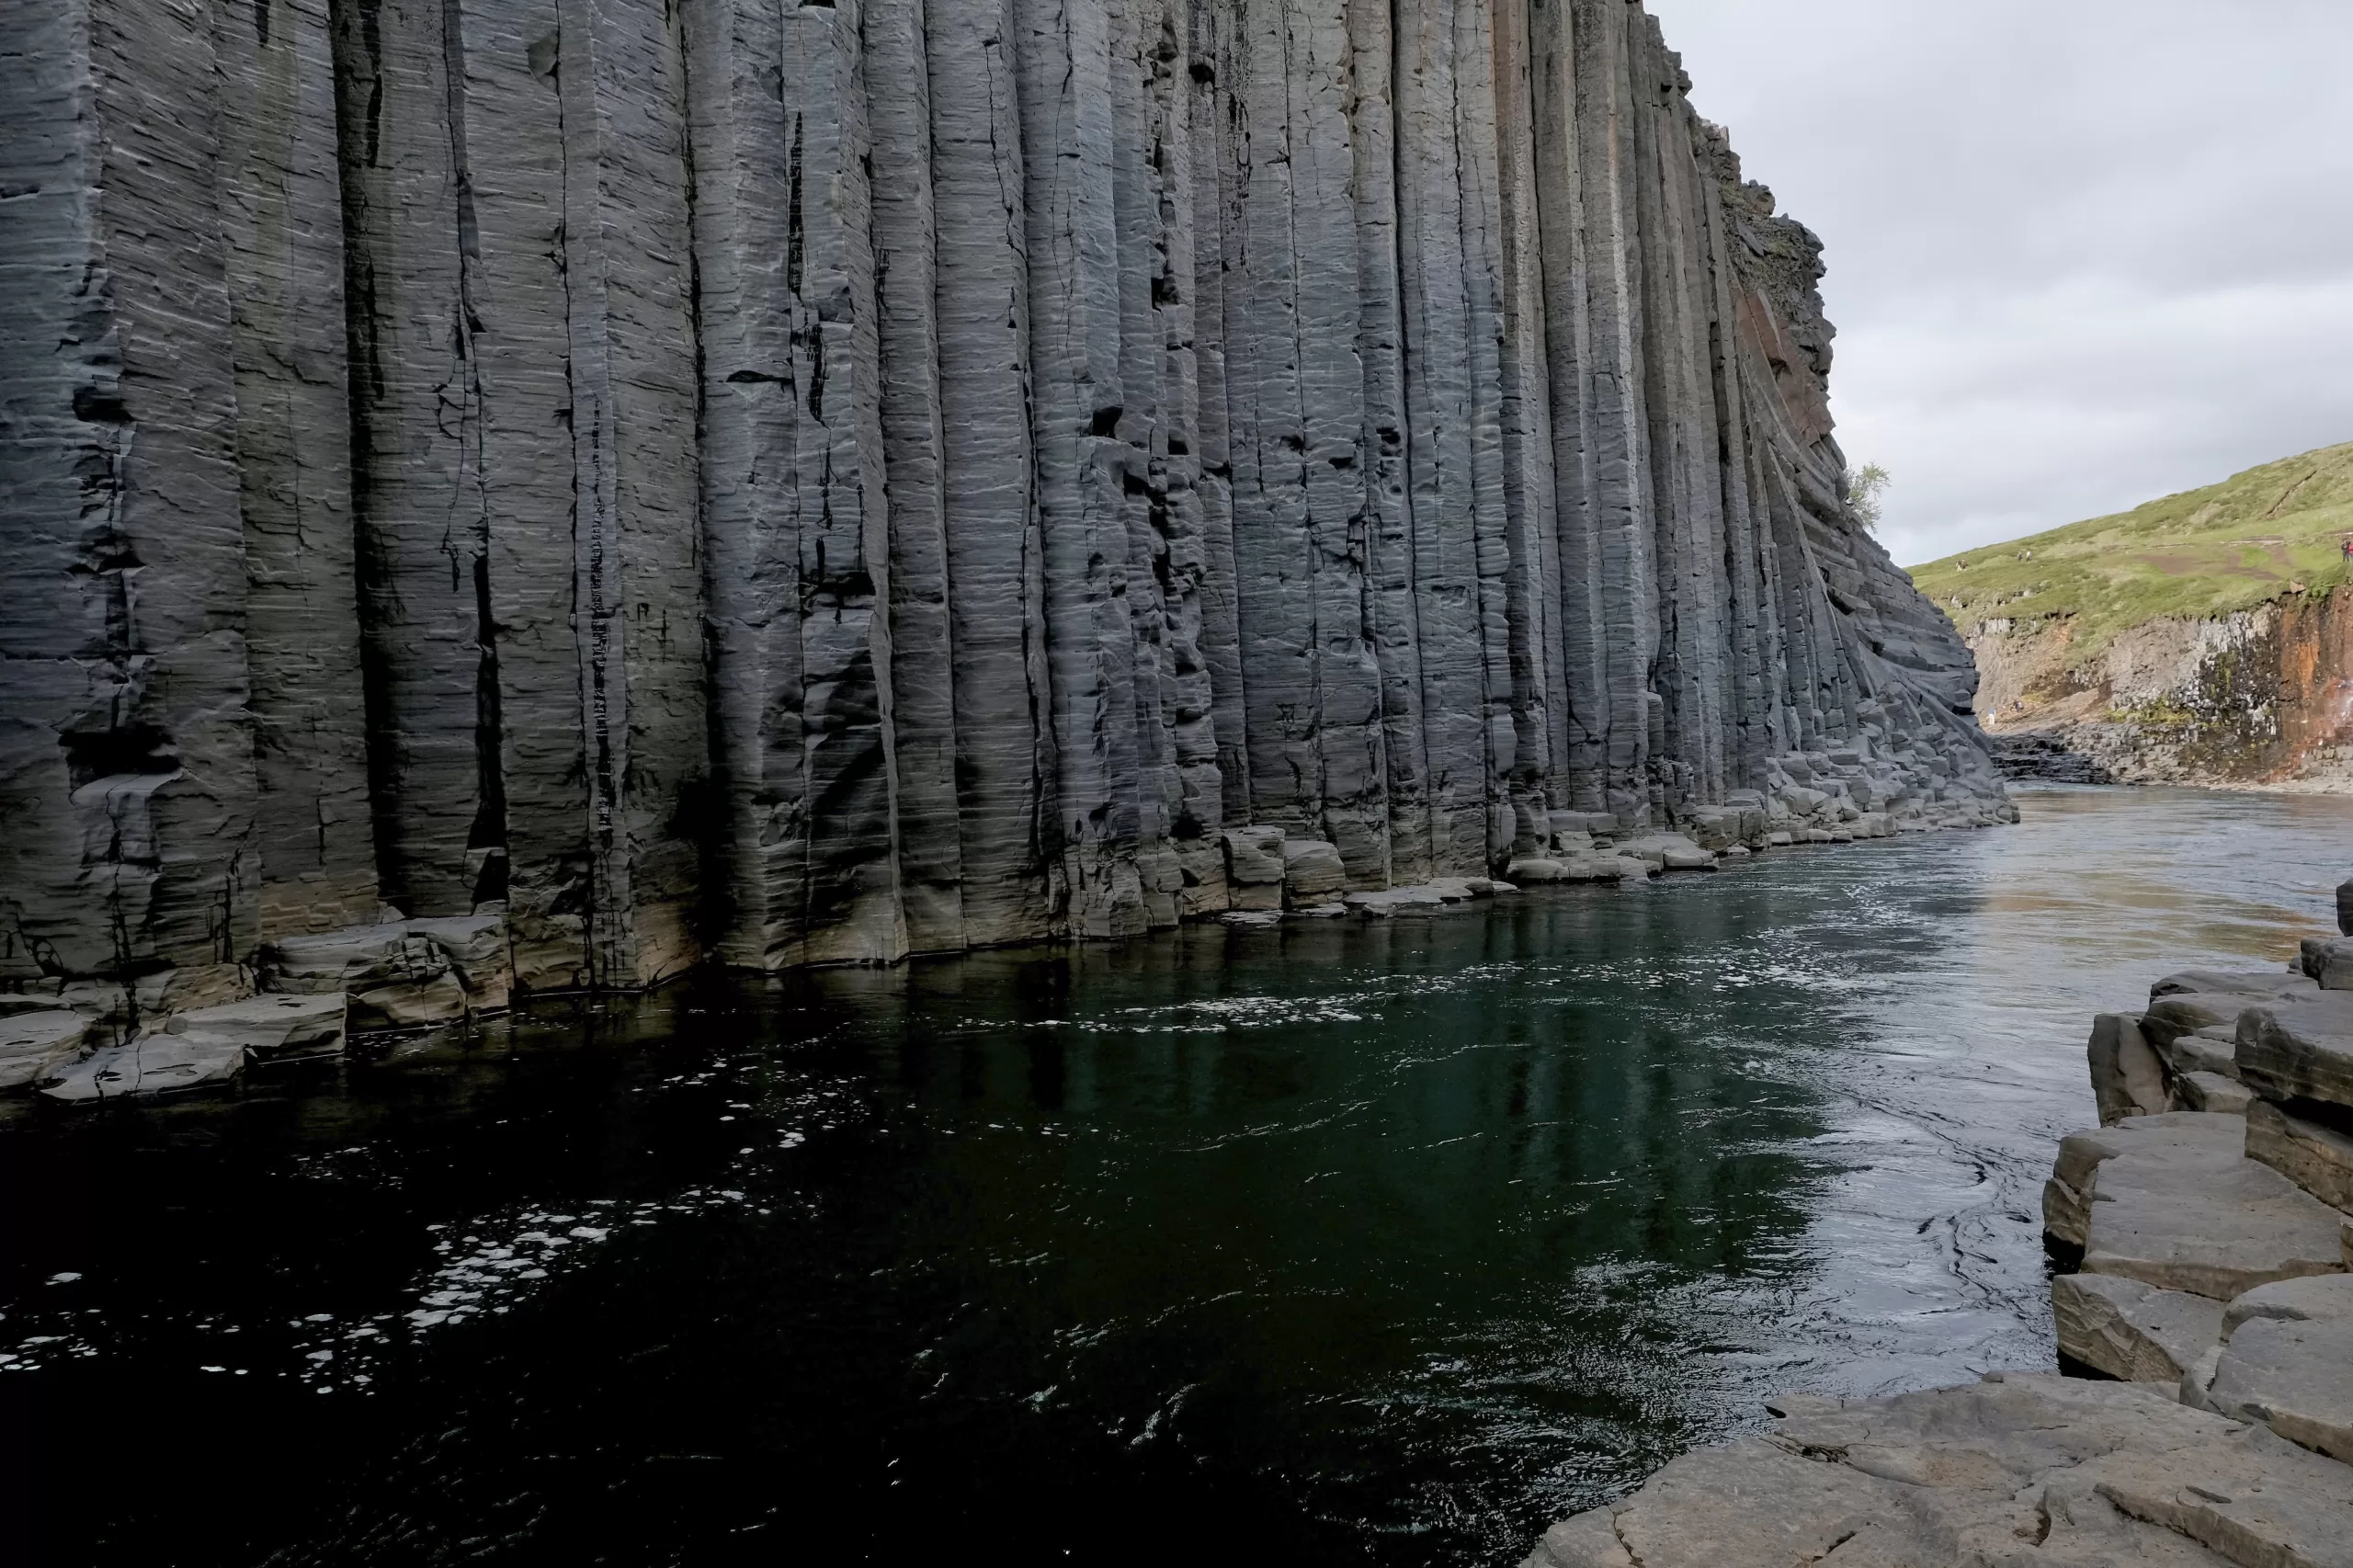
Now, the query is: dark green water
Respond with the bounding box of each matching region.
[4,787,2347,1566]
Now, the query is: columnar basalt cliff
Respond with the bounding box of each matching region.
[0,0,2006,1062]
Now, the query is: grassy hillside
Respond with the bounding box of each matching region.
[1908,441,2353,662]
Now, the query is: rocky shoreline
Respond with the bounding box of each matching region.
[0,775,2011,1103]
[1523,884,2353,1566]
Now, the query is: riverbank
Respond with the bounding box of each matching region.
[1522,876,2353,1566]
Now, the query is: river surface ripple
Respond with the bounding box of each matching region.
[4,786,2347,1567]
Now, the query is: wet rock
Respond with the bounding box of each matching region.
[0,1010,88,1091]
[2236,995,2353,1109]
[2246,1099,2353,1211]
[1506,858,1568,883]
[1523,1374,2353,1568]
[2339,881,2353,937]
[2054,1273,2226,1384]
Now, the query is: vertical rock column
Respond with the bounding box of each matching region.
[867,0,967,953]
[216,0,382,937]
[1014,0,1162,938]
[689,0,904,969]
[1344,0,1432,883]
[0,0,260,997]
[926,0,1058,949]
[331,0,491,926]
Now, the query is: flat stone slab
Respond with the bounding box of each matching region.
[41,994,346,1103]
[2179,1071,2256,1115]
[2046,1113,2246,1249]
[2146,993,2260,1050]
[0,1009,88,1091]
[2247,1099,2353,1211]
[2083,1138,2347,1300]
[1522,1373,2353,1568]
[2196,1275,2353,1465]
[2055,1272,2226,1384]
[2238,995,2353,1111]
[2154,971,2321,1005]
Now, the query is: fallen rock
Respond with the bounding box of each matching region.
[2299,937,2353,991]
[2340,880,2353,937]
[2087,1013,2171,1125]
[1279,839,1347,905]
[2157,1027,2243,1081]
[2246,1098,2353,1211]
[1219,827,1285,912]
[0,1010,88,1091]
[1505,858,1567,884]
[2236,995,2353,1109]
[1521,1374,2353,1568]
[2198,1275,2353,1463]
[2146,993,2258,1051]
[2054,1272,2226,1384]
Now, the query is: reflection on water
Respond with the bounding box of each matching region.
[3,787,2346,1567]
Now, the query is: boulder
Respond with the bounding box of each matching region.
[2087,1013,2171,1125]
[1218,827,1285,912]
[1521,1374,2353,1568]
[2145,993,2257,1051]
[1506,858,1567,884]
[2194,1275,2353,1463]
[263,923,414,994]
[1279,839,1347,905]
[405,915,512,1010]
[2245,1098,2353,1210]
[2340,880,2353,937]
[2236,995,2353,1109]
[2084,1139,2349,1300]
[2297,937,2353,989]
[2154,1028,2241,1082]
[2053,1272,2225,1384]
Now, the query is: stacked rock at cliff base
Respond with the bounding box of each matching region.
[0,0,2011,1022]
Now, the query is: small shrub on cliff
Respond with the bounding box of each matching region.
[1848,462,1892,531]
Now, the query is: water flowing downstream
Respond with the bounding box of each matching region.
[5,787,2347,1567]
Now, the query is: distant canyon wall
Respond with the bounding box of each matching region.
[1972,590,2353,789]
[0,0,2004,997]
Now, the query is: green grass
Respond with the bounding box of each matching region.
[1907,441,2353,664]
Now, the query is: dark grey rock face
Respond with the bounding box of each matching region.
[1,0,2007,995]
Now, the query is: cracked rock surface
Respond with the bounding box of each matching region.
[2,0,2009,1027]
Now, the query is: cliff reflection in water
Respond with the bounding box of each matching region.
[5,787,2349,1567]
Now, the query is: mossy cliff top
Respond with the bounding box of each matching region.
[1909,442,2353,662]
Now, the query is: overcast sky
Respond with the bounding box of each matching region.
[1643,0,2353,566]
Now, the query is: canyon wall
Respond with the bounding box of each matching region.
[1971,590,2353,790]
[0,0,2007,1010]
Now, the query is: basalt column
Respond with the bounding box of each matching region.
[1,0,259,1004]
[1,0,2018,1010]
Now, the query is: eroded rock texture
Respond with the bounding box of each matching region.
[1,0,2007,997]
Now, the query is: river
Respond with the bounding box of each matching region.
[4,786,2347,1566]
